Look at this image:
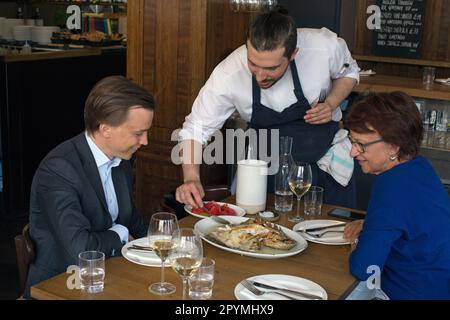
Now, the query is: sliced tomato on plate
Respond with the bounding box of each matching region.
[192,201,237,216]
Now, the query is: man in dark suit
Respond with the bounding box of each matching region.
[25,76,154,298]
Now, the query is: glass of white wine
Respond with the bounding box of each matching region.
[169,228,203,300]
[288,162,312,222]
[148,212,179,295]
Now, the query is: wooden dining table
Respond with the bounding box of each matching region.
[31,194,363,300]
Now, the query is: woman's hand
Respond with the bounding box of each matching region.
[344,219,364,251]
[343,219,364,240]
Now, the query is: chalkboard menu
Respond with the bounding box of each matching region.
[372,0,425,59]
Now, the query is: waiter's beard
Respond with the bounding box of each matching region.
[257,77,281,89]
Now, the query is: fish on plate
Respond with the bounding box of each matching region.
[207,218,296,252]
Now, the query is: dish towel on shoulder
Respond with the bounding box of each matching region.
[317,129,354,187]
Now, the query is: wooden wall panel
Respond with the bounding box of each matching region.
[176,0,208,126]
[205,0,256,76]
[128,0,253,217]
[126,0,144,84]
[153,0,180,129]
[142,0,156,91]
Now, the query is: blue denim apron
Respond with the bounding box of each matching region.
[248,60,356,208]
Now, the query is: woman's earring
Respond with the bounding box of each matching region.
[389,155,398,161]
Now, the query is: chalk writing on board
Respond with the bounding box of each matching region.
[372,0,425,59]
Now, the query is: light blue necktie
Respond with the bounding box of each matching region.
[102,160,120,222]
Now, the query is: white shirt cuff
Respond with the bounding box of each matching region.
[109,224,129,244]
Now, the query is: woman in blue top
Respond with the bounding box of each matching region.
[343,91,450,299]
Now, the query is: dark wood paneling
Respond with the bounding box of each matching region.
[126,0,144,84]
[128,0,253,216]
[205,0,255,76]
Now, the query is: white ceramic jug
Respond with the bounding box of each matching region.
[236,159,268,214]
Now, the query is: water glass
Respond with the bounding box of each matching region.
[303,186,324,217]
[78,251,105,293]
[422,67,435,85]
[188,257,215,300]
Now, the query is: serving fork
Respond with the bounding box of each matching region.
[240,279,297,300]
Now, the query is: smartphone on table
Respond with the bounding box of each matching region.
[327,208,366,221]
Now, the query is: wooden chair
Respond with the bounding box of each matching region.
[160,185,231,219]
[14,224,35,296]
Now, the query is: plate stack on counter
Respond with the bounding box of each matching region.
[13,25,33,42]
[31,26,60,45]
[1,18,24,40]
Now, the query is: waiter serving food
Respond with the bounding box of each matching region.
[176,8,359,209]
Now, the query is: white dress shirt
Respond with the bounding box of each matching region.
[179,27,360,145]
[85,132,129,244]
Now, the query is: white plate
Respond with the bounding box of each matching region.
[184,201,246,219]
[194,216,307,259]
[234,274,327,300]
[293,219,350,245]
[121,237,168,267]
[435,78,450,85]
[359,69,376,76]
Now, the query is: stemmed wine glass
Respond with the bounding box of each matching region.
[288,162,312,222]
[169,228,203,300]
[147,212,179,295]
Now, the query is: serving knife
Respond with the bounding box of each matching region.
[296,222,347,233]
[251,281,323,300]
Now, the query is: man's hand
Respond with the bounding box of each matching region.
[128,234,135,242]
[175,180,205,208]
[304,101,334,124]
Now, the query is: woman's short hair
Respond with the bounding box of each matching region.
[345,91,423,160]
[246,9,297,58]
[84,75,155,133]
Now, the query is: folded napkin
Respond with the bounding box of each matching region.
[125,250,161,266]
[255,279,325,299]
[317,129,354,187]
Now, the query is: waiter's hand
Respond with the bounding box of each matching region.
[304,101,334,124]
[176,180,205,208]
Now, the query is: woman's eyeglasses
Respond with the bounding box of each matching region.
[348,136,384,153]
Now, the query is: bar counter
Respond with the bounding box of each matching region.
[0,45,125,63]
